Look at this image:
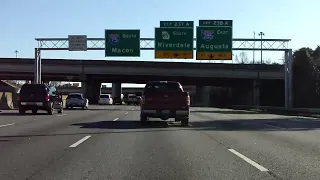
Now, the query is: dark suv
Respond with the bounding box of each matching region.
[18,84,56,115]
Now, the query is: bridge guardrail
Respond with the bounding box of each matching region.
[231,105,320,115]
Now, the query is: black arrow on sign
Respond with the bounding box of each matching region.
[173,52,179,57]
[209,54,214,59]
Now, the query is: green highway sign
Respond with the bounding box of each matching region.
[155,27,194,59]
[196,26,233,60]
[160,21,194,28]
[105,29,140,57]
[199,20,233,27]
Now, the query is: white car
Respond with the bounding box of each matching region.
[65,93,89,109]
[98,94,113,105]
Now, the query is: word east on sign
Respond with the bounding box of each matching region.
[105,29,140,57]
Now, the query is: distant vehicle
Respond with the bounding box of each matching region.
[98,94,113,105]
[140,81,190,126]
[113,96,122,105]
[65,93,89,109]
[126,94,138,105]
[18,83,62,115]
[136,96,142,105]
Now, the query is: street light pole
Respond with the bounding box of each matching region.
[258,32,265,64]
[253,32,255,64]
[14,50,19,58]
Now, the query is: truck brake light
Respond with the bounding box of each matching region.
[45,95,50,101]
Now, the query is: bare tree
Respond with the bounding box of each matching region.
[239,51,249,64]
[234,54,240,63]
[265,58,272,64]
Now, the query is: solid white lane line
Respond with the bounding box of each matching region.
[228,149,269,172]
[57,114,66,117]
[0,123,15,128]
[113,118,119,121]
[69,136,91,148]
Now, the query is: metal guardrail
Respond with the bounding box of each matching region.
[231,105,320,114]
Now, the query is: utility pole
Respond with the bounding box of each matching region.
[258,32,265,64]
[257,32,265,83]
[253,32,255,64]
[14,50,19,58]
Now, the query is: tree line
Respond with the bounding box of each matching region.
[293,46,320,108]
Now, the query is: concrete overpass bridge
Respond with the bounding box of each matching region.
[0,58,285,105]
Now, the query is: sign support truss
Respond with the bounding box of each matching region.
[36,38,290,51]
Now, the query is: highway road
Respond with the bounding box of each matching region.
[1,105,320,180]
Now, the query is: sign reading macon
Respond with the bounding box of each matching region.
[196,26,233,60]
[155,27,193,59]
[105,29,140,57]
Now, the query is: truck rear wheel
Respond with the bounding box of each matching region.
[181,117,189,127]
[140,114,148,123]
[47,102,54,115]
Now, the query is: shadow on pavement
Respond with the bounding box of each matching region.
[0,139,11,142]
[191,113,320,131]
[0,112,49,116]
[64,108,139,111]
[71,120,171,129]
[191,110,261,114]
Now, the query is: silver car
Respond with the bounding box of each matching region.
[65,93,89,109]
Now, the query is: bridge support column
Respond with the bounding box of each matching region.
[112,82,122,100]
[82,76,101,104]
[195,86,211,107]
[253,80,260,106]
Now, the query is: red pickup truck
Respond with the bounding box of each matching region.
[140,81,190,126]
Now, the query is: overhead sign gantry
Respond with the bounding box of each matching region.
[34,19,293,108]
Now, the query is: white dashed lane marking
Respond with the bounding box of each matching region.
[0,123,15,128]
[228,149,268,172]
[69,136,91,148]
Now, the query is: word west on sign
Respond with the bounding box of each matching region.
[105,29,140,57]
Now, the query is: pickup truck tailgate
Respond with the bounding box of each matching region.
[143,92,189,109]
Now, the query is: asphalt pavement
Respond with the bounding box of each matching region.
[1,105,320,180]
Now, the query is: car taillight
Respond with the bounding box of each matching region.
[17,95,20,101]
[45,95,50,101]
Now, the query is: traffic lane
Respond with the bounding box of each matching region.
[0,104,138,127]
[0,105,131,180]
[0,105,132,135]
[0,109,56,127]
[0,105,131,148]
[190,110,320,180]
[29,110,274,180]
